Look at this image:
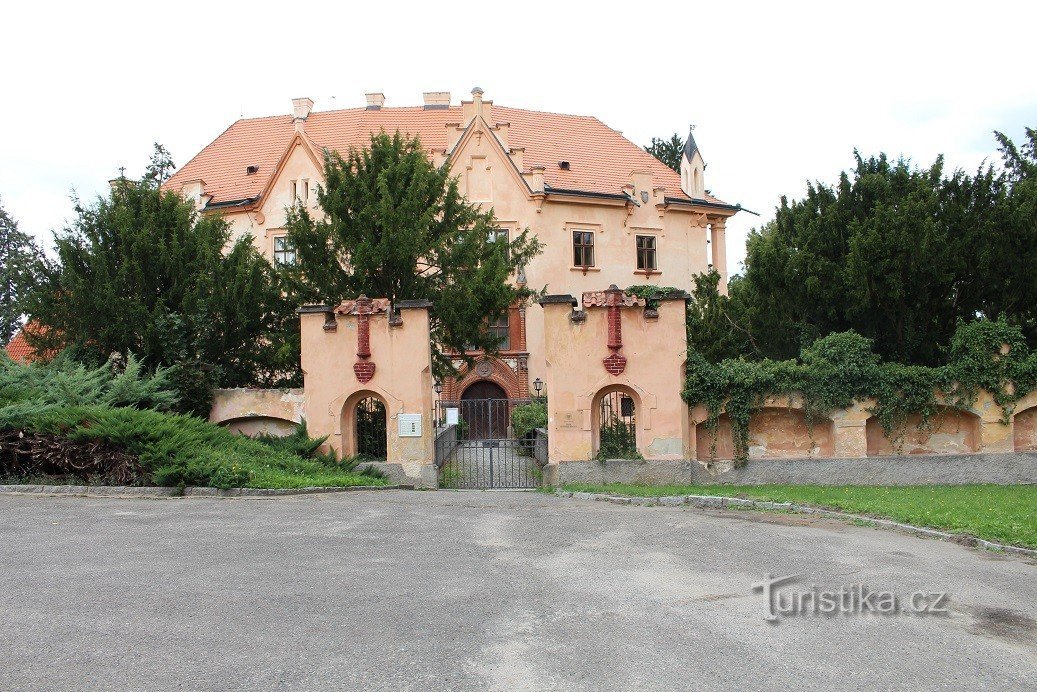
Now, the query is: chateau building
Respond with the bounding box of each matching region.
[164,88,741,403]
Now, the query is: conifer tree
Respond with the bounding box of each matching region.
[0,197,44,345]
[26,144,296,415]
[281,131,542,375]
[645,134,685,172]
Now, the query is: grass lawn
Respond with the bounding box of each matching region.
[560,483,1037,550]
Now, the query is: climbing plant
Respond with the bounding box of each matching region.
[684,318,1037,465]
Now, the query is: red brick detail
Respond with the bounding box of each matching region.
[603,352,627,375]
[352,295,376,383]
[353,361,376,383]
[444,356,525,400]
[603,284,625,375]
[355,295,373,359]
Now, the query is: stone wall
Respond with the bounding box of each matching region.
[209,388,304,436]
[689,391,1037,462]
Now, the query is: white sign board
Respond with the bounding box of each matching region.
[398,413,422,438]
[445,408,459,426]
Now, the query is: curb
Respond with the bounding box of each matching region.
[555,490,1037,559]
[0,484,409,499]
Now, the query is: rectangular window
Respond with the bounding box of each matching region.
[290,180,297,202]
[489,314,511,350]
[573,230,595,268]
[301,180,309,203]
[273,235,296,266]
[488,228,510,260]
[636,235,657,271]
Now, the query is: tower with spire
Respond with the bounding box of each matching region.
[679,125,706,199]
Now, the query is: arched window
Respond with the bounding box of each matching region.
[355,396,387,460]
[596,389,638,459]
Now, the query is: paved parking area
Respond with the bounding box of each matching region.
[1,490,1034,690]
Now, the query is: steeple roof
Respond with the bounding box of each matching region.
[683,127,702,164]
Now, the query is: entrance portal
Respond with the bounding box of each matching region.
[460,381,508,439]
[435,384,542,489]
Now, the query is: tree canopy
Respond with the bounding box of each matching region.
[0,197,44,345]
[281,130,542,375]
[26,145,296,415]
[645,133,685,172]
[694,128,1037,365]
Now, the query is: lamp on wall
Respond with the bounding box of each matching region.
[533,378,544,397]
[433,380,443,395]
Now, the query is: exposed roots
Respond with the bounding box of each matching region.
[0,430,147,485]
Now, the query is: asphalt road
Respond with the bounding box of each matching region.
[1,490,1035,691]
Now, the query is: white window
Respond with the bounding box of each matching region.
[273,235,296,266]
[290,180,298,202]
[301,179,310,203]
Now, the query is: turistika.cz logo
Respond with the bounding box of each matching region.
[752,573,950,623]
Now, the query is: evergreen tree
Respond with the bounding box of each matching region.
[26,145,296,415]
[645,134,685,172]
[989,127,1037,342]
[685,270,753,362]
[730,143,1033,365]
[0,197,44,345]
[281,131,542,375]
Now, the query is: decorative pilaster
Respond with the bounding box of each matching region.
[602,285,627,375]
[709,217,728,294]
[353,295,376,383]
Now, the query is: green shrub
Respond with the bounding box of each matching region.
[684,318,1037,464]
[0,355,383,489]
[0,352,178,410]
[596,415,640,461]
[0,404,382,489]
[511,400,547,438]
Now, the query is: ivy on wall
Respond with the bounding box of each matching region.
[683,319,1037,465]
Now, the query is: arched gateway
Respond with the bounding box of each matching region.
[460,380,508,440]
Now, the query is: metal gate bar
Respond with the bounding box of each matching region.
[434,398,542,489]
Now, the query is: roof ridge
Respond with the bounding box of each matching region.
[494,104,599,121]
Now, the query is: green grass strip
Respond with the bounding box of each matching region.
[560,483,1037,550]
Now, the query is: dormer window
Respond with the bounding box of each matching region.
[245,165,259,175]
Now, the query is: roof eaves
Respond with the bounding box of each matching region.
[663,196,741,213]
[204,196,260,210]
[544,187,630,202]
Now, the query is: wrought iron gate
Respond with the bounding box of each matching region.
[434,398,543,489]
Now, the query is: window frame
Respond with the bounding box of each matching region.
[488,313,511,351]
[273,234,297,266]
[572,229,595,269]
[488,227,510,261]
[635,234,658,271]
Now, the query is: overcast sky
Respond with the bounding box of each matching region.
[3,1,1034,276]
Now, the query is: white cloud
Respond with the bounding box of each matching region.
[3,0,1034,276]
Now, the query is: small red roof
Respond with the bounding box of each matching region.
[4,322,53,364]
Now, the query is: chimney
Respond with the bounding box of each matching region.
[292,98,313,133]
[423,91,450,109]
[365,92,385,110]
[292,97,314,121]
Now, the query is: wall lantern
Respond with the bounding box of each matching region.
[533,378,544,396]
[433,380,443,395]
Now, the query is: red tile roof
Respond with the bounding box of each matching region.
[166,103,732,208]
[5,322,51,364]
